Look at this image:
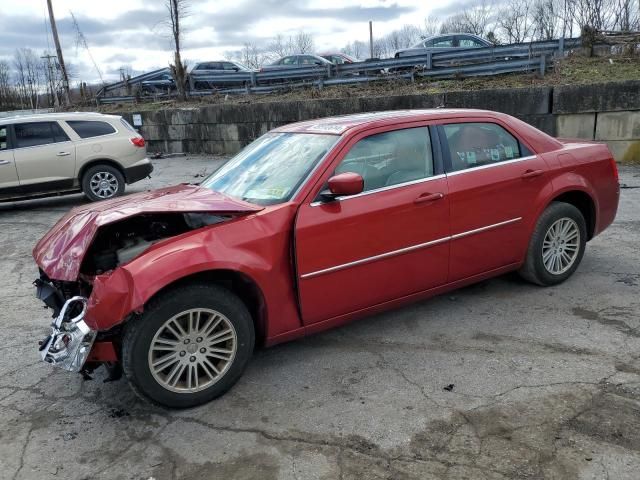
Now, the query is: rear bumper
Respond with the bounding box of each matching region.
[124,159,153,184]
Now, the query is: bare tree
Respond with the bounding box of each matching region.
[611,0,640,31]
[13,48,42,109]
[461,1,494,36]
[531,0,559,40]
[165,0,189,101]
[423,16,441,36]
[440,14,474,34]
[293,31,314,54]
[267,34,294,58]
[572,0,615,30]
[241,42,265,69]
[498,0,534,43]
[341,40,367,59]
[0,60,18,110]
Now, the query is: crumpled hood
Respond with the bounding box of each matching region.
[33,184,263,281]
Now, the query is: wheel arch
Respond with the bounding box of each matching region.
[142,269,268,347]
[547,189,597,240]
[78,158,126,184]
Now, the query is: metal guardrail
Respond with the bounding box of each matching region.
[97,37,582,103]
[96,67,172,96]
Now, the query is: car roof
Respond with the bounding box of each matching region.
[0,112,120,125]
[272,109,503,135]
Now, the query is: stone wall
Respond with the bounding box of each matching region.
[120,80,640,163]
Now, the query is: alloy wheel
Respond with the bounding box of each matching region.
[89,171,119,199]
[541,217,580,275]
[148,308,238,394]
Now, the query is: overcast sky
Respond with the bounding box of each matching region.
[0,0,469,84]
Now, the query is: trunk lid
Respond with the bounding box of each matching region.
[33,184,262,281]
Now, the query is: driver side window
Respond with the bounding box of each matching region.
[334,127,434,193]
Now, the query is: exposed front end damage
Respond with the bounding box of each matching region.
[32,185,263,376]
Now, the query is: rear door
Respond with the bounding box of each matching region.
[0,124,19,193]
[295,124,450,325]
[439,120,549,281]
[12,121,77,192]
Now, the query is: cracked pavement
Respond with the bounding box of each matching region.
[0,156,639,480]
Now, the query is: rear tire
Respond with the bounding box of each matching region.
[122,283,254,408]
[519,202,587,286]
[82,164,125,202]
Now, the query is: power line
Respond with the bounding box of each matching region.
[69,10,105,86]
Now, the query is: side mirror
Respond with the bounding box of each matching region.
[321,172,364,201]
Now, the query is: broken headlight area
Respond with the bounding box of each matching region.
[38,295,96,372]
[81,212,229,275]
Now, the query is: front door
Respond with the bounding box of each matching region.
[439,121,549,281]
[295,125,450,325]
[12,121,76,192]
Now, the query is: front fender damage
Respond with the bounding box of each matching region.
[85,267,140,331]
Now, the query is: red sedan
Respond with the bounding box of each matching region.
[34,109,619,408]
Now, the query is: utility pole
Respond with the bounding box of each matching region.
[46,0,71,105]
[369,21,374,59]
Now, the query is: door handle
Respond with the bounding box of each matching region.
[56,152,71,156]
[521,169,544,179]
[0,160,10,165]
[414,192,444,204]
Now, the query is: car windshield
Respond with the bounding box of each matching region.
[201,132,339,206]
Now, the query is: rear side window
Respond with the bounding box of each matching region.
[443,122,524,172]
[67,120,116,139]
[14,122,69,148]
[335,127,434,192]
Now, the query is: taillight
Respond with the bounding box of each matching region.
[610,156,619,184]
[130,137,145,147]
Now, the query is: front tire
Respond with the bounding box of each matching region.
[82,164,125,202]
[519,202,587,286]
[122,284,255,408]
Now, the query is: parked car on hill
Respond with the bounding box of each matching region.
[394,33,493,58]
[319,52,359,64]
[0,112,152,203]
[33,109,619,408]
[140,70,175,94]
[189,61,253,90]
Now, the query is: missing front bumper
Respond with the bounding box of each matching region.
[39,296,97,372]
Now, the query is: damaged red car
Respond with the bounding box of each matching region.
[33,110,619,408]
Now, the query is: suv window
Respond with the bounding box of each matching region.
[222,62,238,71]
[282,56,297,65]
[14,122,69,148]
[66,120,116,139]
[0,126,7,150]
[335,127,434,192]
[443,122,524,172]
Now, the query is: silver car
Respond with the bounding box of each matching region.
[394,33,492,58]
[0,112,152,202]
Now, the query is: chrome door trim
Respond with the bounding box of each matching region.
[300,235,450,279]
[310,174,446,207]
[0,160,10,165]
[445,155,537,176]
[300,217,522,279]
[449,217,522,240]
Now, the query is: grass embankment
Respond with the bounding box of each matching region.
[96,55,640,113]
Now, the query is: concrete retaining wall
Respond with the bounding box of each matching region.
[120,80,640,163]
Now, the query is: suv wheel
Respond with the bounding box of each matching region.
[122,284,255,408]
[82,164,125,201]
[519,202,587,286]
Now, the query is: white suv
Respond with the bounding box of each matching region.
[0,112,153,202]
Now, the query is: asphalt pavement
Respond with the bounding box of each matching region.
[1,156,639,480]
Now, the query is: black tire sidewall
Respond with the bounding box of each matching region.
[530,203,587,286]
[82,164,125,202]
[122,284,255,408]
